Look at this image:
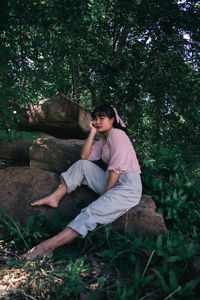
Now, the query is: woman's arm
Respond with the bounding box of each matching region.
[105,170,120,192]
[81,122,97,160]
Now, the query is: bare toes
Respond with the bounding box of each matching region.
[20,248,53,260]
[30,199,58,208]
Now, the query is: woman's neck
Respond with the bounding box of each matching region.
[102,127,113,139]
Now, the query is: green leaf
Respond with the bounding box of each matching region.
[169,269,178,289]
[165,256,182,263]
[153,269,169,292]
[156,235,163,252]
[96,249,116,258]
[180,278,200,296]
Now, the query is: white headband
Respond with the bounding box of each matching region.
[111,106,126,128]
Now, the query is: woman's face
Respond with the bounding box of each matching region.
[92,115,114,133]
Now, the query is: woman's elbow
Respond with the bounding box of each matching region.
[80,154,89,160]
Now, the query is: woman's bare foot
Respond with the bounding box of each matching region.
[31,182,68,208]
[21,241,53,260]
[31,196,59,208]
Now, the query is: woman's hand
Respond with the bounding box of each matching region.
[105,171,120,192]
[89,121,97,135]
[81,121,97,159]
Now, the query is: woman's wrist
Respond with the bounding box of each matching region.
[89,129,96,140]
[81,129,96,159]
[90,126,97,135]
[89,121,97,136]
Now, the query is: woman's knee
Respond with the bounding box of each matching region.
[79,159,94,169]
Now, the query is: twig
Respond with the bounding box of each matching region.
[104,249,137,275]
[164,286,182,300]
[139,289,160,300]
[109,249,130,265]
[106,229,113,250]
[80,238,88,254]
[111,229,132,243]
[142,249,155,277]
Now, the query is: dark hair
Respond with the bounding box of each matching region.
[91,104,127,132]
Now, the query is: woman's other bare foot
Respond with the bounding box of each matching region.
[21,227,80,260]
[21,241,53,260]
[31,196,59,208]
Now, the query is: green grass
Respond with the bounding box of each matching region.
[1,211,200,299]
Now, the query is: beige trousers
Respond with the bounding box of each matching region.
[61,160,142,238]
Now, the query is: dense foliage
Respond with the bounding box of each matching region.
[1,0,199,143]
[0,0,200,299]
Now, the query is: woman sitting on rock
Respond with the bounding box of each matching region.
[22,104,142,260]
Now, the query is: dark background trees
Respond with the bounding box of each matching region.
[0,0,200,194]
[1,0,199,145]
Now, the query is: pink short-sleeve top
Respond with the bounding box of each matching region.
[88,128,141,174]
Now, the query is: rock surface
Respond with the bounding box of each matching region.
[0,137,32,161]
[113,194,166,236]
[0,167,166,237]
[30,137,85,173]
[18,93,92,138]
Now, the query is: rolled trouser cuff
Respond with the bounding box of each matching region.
[67,207,97,238]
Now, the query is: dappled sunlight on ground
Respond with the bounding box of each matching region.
[0,267,29,297]
[0,240,112,299]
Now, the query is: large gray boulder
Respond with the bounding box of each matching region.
[30,138,85,173]
[0,167,166,237]
[0,166,96,228]
[18,93,92,139]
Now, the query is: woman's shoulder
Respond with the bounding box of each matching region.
[109,128,127,138]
